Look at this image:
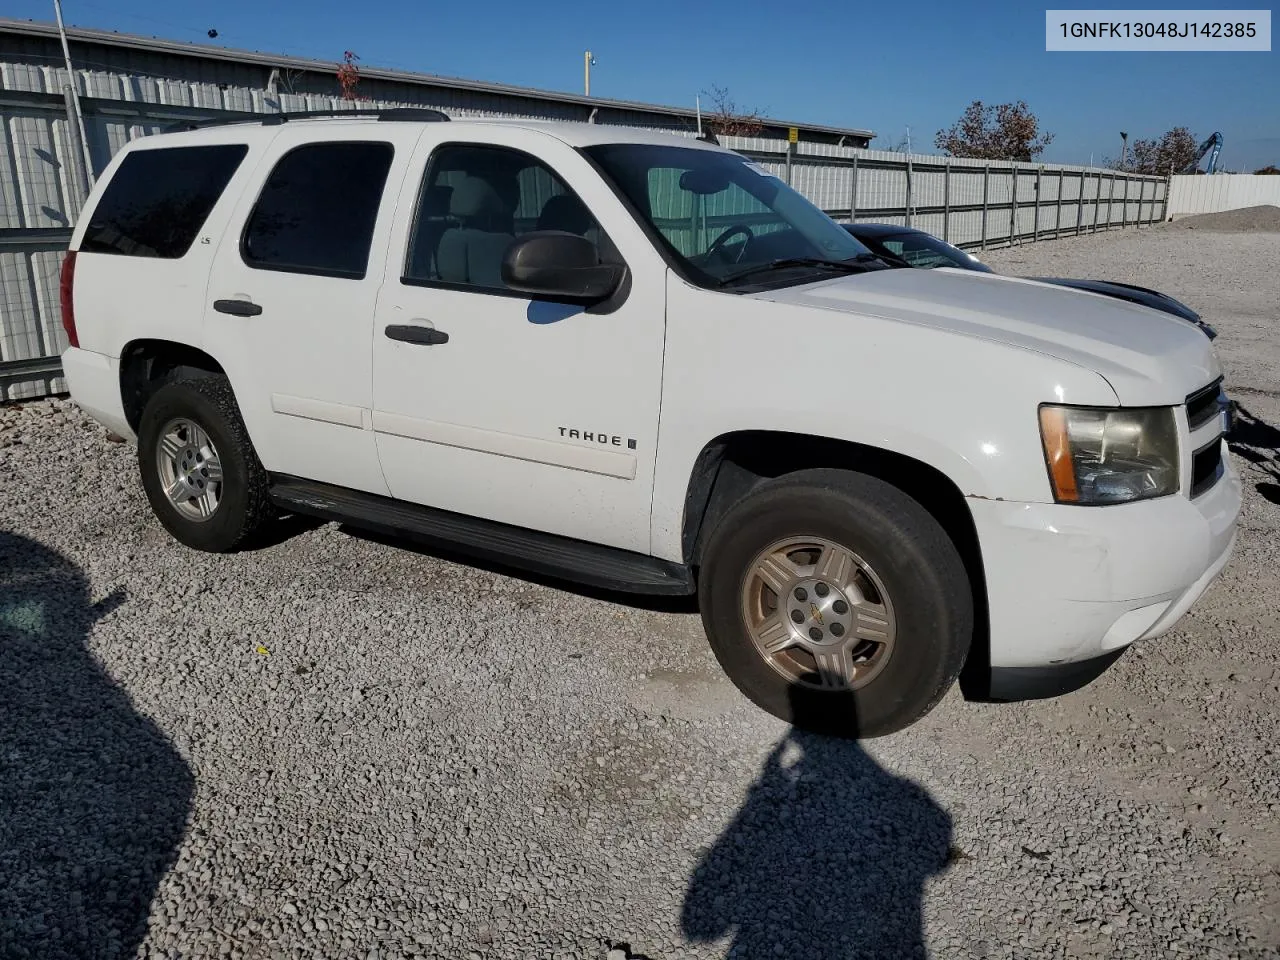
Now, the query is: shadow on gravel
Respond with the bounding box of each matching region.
[0,531,193,959]
[1228,402,1280,505]
[681,690,952,958]
[251,511,327,550]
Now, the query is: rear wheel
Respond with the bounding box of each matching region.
[698,468,972,738]
[137,376,272,552]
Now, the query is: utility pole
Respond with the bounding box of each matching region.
[53,0,95,191]
[584,51,596,96]
[1119,131,1128,171]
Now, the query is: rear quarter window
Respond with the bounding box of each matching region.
[80,144,249,258]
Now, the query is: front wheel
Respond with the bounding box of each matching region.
[698,468,972,738]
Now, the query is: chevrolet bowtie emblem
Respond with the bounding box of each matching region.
[810,604,824,625]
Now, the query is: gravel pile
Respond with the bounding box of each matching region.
[4,226,1280,959]
[1166,204,1280,232]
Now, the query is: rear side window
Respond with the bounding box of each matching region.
[80,144,248,258]
[241,141,394,279]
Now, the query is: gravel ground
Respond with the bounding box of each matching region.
[1164,204,1280,233]
[3,224,1280,960]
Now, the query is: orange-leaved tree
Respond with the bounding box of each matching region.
[935,100,1053,162]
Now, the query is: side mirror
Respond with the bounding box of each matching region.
[501,231,625,303]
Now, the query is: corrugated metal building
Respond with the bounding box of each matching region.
[0,18,875,149]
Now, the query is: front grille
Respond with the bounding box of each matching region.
[1190,438,1225,499]
[1186,378,1227,432]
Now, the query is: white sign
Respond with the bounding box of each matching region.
[1046,10,1271,51]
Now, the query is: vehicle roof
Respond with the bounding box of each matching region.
[844,222,926,238]
[125,115,729,154]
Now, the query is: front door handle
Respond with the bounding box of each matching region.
[213,299,263,317]
[385,324,449,345]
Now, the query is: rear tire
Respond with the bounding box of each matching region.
[137,376,272,552]
[698,468,972,738]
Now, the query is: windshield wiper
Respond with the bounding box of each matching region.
[716,256,874,287]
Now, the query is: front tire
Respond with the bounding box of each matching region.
[698,468,972,738]
[137,376,272,552]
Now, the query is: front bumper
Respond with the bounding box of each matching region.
[61,347,133,440]
[969,445,1241,673]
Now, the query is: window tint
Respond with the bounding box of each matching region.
[242,141,394,279]
[81,144,247,258]
[404,143,604,291]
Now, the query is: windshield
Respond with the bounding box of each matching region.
[584,143,878,289]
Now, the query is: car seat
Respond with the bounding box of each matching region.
[435,176,517,288]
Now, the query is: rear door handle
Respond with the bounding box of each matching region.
[385,324,449,345]
[213,299,263,317]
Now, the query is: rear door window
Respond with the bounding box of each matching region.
[241,141,394,279]
[80,144,248,258]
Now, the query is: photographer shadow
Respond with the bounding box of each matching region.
[0,531,193,958]
[1228,402,1280,505]
[681,690,953,959]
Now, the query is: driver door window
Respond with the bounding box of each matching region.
[403,144,604,293]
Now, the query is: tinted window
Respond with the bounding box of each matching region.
[404,143,604,292]
[242,141,394,279]
[81,144,247,258]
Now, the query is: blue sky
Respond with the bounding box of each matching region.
[9,0,1279,169]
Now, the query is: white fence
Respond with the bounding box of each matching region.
[1167,174,1280,217]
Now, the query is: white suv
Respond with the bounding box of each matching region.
[59,110,1241,737]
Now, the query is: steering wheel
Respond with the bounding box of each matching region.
[706,224,755,263]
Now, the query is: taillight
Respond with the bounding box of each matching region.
[59,250,78,348]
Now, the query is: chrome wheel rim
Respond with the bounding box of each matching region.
[155,418,223,522]
[740,536,897,691]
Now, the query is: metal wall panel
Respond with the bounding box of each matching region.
[1167,174,1280,216]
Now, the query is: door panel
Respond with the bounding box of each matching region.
[372,133,667,553]
[201,126,424,495]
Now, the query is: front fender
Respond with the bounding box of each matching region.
[649,275,1117,561]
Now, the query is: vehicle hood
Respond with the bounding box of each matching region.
[1023,276,1200,322]
[754,267,1220,405]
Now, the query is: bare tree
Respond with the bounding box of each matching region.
[1254,164,1280,175]
[280,68,306,96]
[701,85,766,138]
[934,100,1054,162]
[879,131,912,153]
[1129,127,1200,175]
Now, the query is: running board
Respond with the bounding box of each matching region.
[269,476,695,596]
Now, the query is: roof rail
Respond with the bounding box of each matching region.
[163,107,450,134]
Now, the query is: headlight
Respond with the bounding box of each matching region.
[1038,405,1179,504]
